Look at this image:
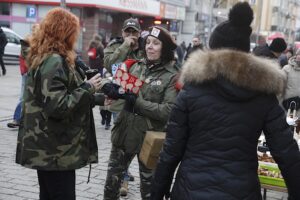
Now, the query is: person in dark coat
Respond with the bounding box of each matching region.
[253,37,287,65]
[88,34,104,74]
[184,37,203,60]
[151,2,300,200]
[0,27,7,75]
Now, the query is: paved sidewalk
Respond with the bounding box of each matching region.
[0,65,289,200]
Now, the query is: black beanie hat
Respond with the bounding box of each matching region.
[209,2,253,52]
[269,38,287,53]
[147,26,177,51]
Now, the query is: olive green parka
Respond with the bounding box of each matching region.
[16,54,98,170]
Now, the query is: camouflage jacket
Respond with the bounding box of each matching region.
[111,60,179,153]
[16,54,98,170]
[103,37,144,73]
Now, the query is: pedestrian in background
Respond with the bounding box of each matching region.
[0,26,7,76]
[102,26,179,200]
[152,2,300,200]
[180,41,186,55]
[7,24,39,128]
[184,36,203,60]
[279,47,294,68]
[253,37,287,66]
[15,8,103,200]
[100,68,113,130]
[88,33,104,75]
[281,49,300,123]
[172,36,183,65]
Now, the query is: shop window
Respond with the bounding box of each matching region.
[214,0,227,9]
[0,2,10,15]
[71,7,81,18]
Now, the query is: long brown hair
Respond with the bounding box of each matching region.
[27,8,80,69]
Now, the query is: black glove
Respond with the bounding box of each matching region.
[93,93,105,107]
[75,56,90,73]
[123,91,137,113]
[101,83,125,100]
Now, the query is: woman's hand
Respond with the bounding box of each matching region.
[87,73,102,92]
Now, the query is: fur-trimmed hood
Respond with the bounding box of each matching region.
[180,49,286,95]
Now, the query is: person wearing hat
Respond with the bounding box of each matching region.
[102,26,179,200]
[151,2,300,200]
[253,37,287,63]
[103,18,144,73]
[103,17,145,196]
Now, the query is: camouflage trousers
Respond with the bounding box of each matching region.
[103,145,153,200]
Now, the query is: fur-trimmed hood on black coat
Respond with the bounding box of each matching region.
[151,49,300,200]
[180,49,285,96]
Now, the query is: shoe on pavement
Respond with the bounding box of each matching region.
[2,69,6,76]
[120,180,128,196]
[101,119,105,125]
[7,120,20,128]
[105,124,110,130]
[127,171,135,181]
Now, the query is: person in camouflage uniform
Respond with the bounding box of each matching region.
[104,17,144,196]
[102,26,179,200]
[104,18,144,73]
[15,8,103,200]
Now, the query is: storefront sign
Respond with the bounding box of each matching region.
[160,2,185,20]
[119,0,147,10]
[10,0,160,16]
[26,5,37,22]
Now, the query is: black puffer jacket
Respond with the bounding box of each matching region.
[151,49,300,200]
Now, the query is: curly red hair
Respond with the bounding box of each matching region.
[28,8,79,69]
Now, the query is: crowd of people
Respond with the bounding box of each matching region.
[2,1,300,200]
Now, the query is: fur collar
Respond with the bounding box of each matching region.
[180,49,286,95]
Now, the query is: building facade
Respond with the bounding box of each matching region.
[0,0,185,60]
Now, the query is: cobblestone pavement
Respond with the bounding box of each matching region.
[0,65,289,200]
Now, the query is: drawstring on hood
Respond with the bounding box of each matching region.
[87,164,92,184]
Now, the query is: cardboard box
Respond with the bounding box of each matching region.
[139,131,166,169]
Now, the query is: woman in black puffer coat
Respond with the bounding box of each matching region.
[151,2,300,200]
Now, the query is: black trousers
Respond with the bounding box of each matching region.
[100,109,112,126]
[0,54,5,72]
[37,170,75,200]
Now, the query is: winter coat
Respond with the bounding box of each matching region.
[103,37,144,73]
[184,44,203,60]
[152,49,300,200]
[111,60,178,154]
[253,44,277,60]
[16,54,98,170]
[282,57,300,100]
[281,56,300,111]
[88,40,104,71]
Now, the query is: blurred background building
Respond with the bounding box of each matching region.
[1,0,300,59]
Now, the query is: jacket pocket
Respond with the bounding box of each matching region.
[111,111,129,148]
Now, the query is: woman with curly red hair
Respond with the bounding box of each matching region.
[16,8,102,200]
